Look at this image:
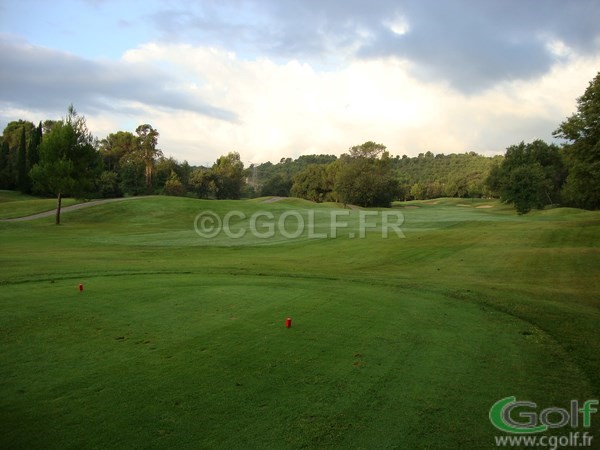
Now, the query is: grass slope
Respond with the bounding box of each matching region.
[0,195,598,448]
[0,190,79,219]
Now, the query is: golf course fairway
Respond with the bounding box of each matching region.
[1,195,598,448]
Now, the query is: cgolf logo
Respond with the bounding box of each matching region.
[193,209,406,240]
[489,396,598,434]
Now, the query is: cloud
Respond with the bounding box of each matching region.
[149,0,600,92]
[107,42,600,165]
[0,35,237,121]
[358,0,600,91]
[1,15,599,167]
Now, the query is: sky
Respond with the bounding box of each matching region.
[1,0,599,166]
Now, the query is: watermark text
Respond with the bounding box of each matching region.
[193,209,405,240]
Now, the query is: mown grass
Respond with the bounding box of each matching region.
[0,195,598,448]
[0,190,79,219]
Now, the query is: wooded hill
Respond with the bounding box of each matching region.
[252,151,500,201]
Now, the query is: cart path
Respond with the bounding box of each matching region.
[1,196,150,222]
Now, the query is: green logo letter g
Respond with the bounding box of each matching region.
[489,396,548,434]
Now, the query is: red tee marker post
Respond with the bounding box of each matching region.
[78,284,84,292]
[285,317,292,328]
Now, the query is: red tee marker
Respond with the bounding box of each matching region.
[285,317,292,328]
[78,284,84,292]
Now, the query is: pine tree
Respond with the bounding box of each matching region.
[30,105,101,224]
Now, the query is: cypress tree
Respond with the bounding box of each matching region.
[0,139,9,189]
[28,121,42,170]
[17,126,30,193]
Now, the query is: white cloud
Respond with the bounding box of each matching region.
[112,42,599,165]
[387,15,410,36]
[546,39,572,58]
[120,44,439,163]
[2,36,599,166]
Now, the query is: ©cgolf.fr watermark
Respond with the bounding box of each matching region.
[490,396,597,449]
[193,209,406,240]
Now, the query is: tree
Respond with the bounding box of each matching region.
[290,165,332,202]
[0,139,9,189]
[393,150,497,200]
[98,171,122,198]
[17,126,29,193]
[504,164,546,214]
[27,122,43,175]
[43,120,61,135]
[250,155,337,190]
[349,141,386,159]
[486,140,565,214]
[211,152,245,199]
[99,131,138,172]
[409,182,427,200]
[154,156,190,193]
[261,174,292,197]
[335,143,398,207]
[119,161,146,196]
[553,72,600,209]
[164,170,186,196]
[2,120,35,149]
[30,106,101,224]
[1,120,35,189]
[189,167,213,199]
[446,173,469,198]
[135,124,161,192]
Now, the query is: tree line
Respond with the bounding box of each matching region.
[485,72,600,213]
[0,73,598,219]
[254,149,499,203]
[0,110,496,210]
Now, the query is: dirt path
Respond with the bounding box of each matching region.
[1,196,149,222]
